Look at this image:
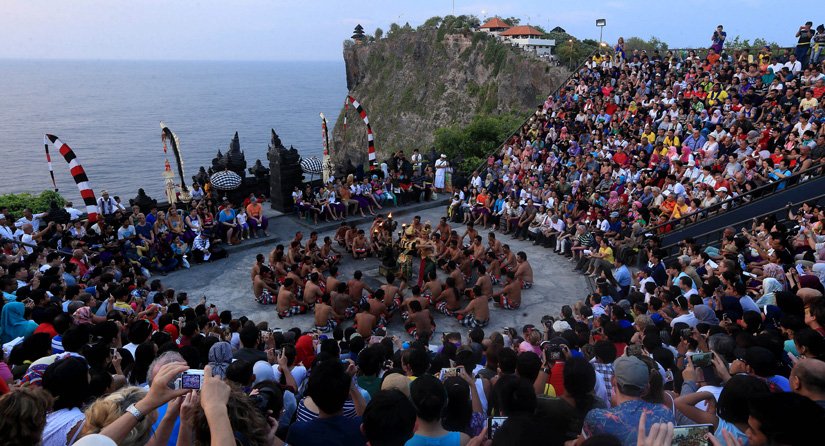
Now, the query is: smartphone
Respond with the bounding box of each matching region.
[110,348,117,356]
[439,367,462,381]
[175,369,205,390]
[672,424,713,446]
[691,351,713,368]
[487,416,507,439]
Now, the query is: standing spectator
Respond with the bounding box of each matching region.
[711,25,726,54]
[796,21,815,68]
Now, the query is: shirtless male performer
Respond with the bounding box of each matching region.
[514,251,534,289]
[314,294,337,333]
[347,270,373,306]
[303,272,324,311]
[276,278,307,319]
[404,300,435,341]
[399,285,429,321]
[352,229,369,259]
[253,266,278,305]
[354,302,377,338]
[456,285,490,328]
[492,271,522,310]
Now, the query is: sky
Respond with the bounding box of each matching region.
[0,0,814,61]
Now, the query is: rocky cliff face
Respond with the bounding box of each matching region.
[330,28,570,169]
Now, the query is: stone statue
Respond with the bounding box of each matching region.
[249,159,269,179]
[225,131,247,178]
[130,188,158,213]
[192,167,210,186]
[210,149,225,174]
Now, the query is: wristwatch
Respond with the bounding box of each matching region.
[126,403,145,422]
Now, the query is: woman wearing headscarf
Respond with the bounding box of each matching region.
[756,278,783,307]
[294,335,316,368]
[606,190,620,211]
[799,273,825,294]
[812,263,825,288]
[692,304,719,325]
[0,302,38,343]
[207,341,233,379]
[163,323,179,344]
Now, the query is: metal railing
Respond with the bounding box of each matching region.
[642,162,825,236]
[660,192,825,257]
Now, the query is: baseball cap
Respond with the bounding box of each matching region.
[613,356,649,396]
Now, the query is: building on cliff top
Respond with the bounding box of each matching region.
[499,25,556,56]
[479,18,511,36]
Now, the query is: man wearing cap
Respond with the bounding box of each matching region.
[582,355,673,445]
[245,197,269,238]
[96,190,118,218]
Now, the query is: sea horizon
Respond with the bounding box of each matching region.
[0,59,347,204]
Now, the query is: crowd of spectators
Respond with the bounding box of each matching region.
[451,21,825,296]
[3,22,825,446]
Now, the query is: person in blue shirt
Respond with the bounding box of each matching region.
[612,256,633,298]
[583,356,673,445]
[767,158,792,190]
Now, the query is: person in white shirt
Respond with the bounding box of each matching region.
[784,54,803,75]
[19,223,53,254]
[14,208,47,231]
[670,294,699,327]
[117,220,136,240]
[96,190,118,217]
[63,202,84,221]
[0,214,14,242]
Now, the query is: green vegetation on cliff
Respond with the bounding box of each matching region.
[0,191,65,215]
[434,114,522,173]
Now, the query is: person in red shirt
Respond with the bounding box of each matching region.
[69,249,89,278]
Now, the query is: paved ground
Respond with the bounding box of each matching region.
[163,205,589,337]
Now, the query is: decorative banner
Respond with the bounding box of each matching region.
[160,122,190,203]
[43,136,57,192]
[320,112,331,183]
[344,95,377,169]
[44,134,99,222]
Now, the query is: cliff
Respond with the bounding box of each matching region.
[330,25,570,169]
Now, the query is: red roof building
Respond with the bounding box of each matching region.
[479,18,511,30]
[499,26,545,37]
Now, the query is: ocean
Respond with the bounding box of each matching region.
[0,59,346,205]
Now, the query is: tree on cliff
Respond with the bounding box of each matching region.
[374,27,383,40]
[623,36,669,53]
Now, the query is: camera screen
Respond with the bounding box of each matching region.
[672,424,712,446]
[488,417,507,439]
[181,373,202,389]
